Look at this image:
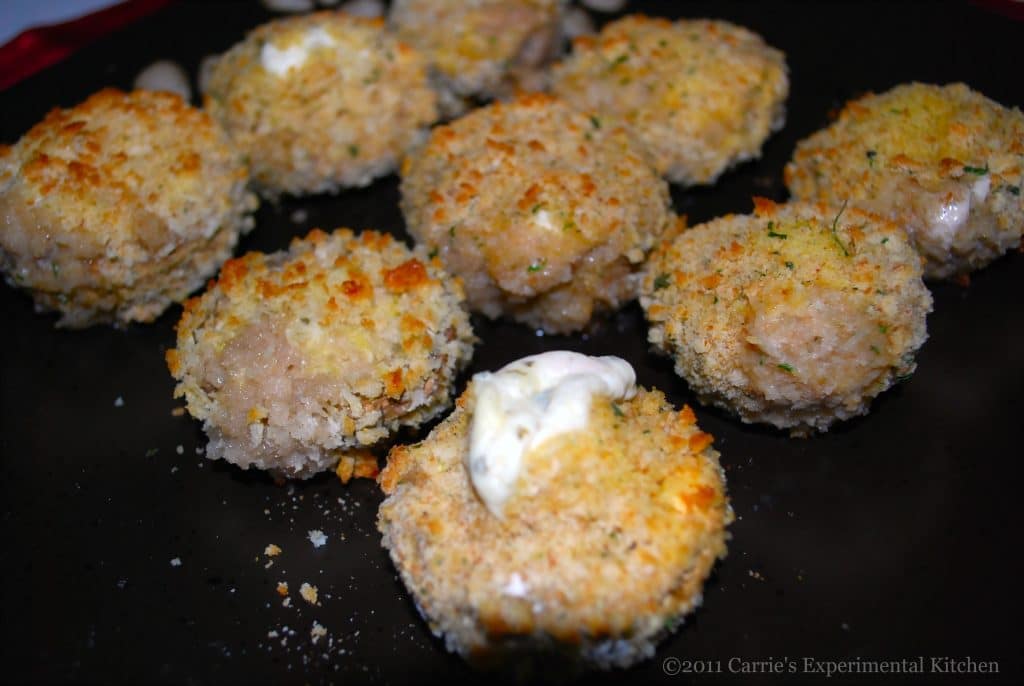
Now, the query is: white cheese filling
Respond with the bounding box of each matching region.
[467,351,636,517]
[260,27,336,76]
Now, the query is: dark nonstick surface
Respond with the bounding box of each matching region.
[1,2,1022,684]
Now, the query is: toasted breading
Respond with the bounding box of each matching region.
[167,228,475,479]
[551,14,789,185]
[378,385,730,668]
[641,199,932,435]
[389,0,565,116]
[203,11,438,197]
[0,88,256,328]
[400,93,676,334]
[785,82,1024,280]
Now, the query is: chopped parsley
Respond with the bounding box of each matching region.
[777,363,795,373]
[963,164,989,175]
[1005,185,1020,196]
[653,273,671,290]
[870,345,881,354]
[347,144,359,158]
[608,54,629,69]
[766,221,788,239]
[881,237,889,244]
[784,261,795,270]
[610,402,625,418]
[449,225,456,237]
[866,149,877,167]
[531,203,544,213]
[427,247,438,259]
[830,199,850,257]
[878,323,889,334]
[589,115,601,129]
[527,260,545,273]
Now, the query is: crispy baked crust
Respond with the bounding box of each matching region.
[389,0,565,116]
[785,82,1024,279]
[400,93,676,333]
[552,14,788,185]
[0,88,256,328]
[203,11,438,197]
[168,228,475,478]
[378,386,730,668]
[641,199,932,434]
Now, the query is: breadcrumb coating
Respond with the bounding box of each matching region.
[785,82,1024,280]
[400,93,676,334]
[203,11,438,197]
[0,88,256,328]
[551,14,788,185]
[167,228,475,478]
[641,199,932,435]
[378,385,730,668]
[389,0,565,116]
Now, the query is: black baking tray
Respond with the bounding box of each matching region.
[1,1,1022,684]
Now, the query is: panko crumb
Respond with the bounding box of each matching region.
[113,396,124,408]
[0,88,256,328]
[170,558,182,567]
[401,94,675,333]
[276,581,290,596]
[311,621,327,644]
[203,11,438,197]
[299,582,319,605]
[264,544,282,557]
[378,384,731,668]
[308,530,327,548]
[641,198,932,434]
[335,450,379,484]
[785,82,1024,279]
[551,15,789,185]
[167,228,475,479]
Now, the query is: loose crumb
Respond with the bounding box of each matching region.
[311,621,327,644]
[176,444,184,455]
[171,406,186,417]
[264,543,282,557]
[308,529,327,548]
[299,582,319,605]
[276,581,289,596]
[114,396,124,407]
[170,557,182,567]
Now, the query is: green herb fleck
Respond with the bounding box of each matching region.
[589,115,601,129]
[766,221,788,239]
[653,273,671,290]
[427,247,438,259]
[527,260,545,273]
[866,149,877,167]
[531,203,544,213]
[449,225,456,237]
[963,164,988,175]
[785,261,795,270]
[145,448,159,458]
[878,323,889,334]
[347,144,359,158]
[1005,185,1020,196]
[611,402,625,418]
[895,372,914,384]
[608,54,629,69]
[300,317,310,324]
[830,199,850,257]
[777,363,795,373]
[870,345,881,354]
[881,237,890,244]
